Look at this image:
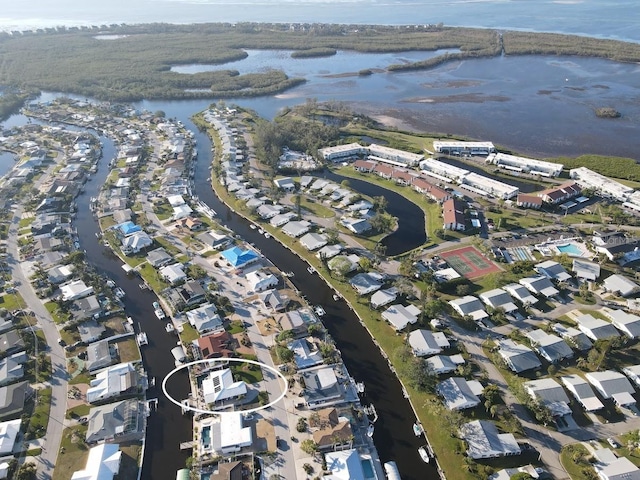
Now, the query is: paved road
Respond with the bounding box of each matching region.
[7,202,68,480]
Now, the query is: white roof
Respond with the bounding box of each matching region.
[324,448,367,480]
[573,259,601,281]
[524,378,570,405]
[575,314,620,341]
[561,374,604,412]
[71,443,122,480]
[479,288,518,313]
[0,419,21,456]
[167,194,185,206]
[408,329,443,356]
[604,274,639,297]
[160,263,186,283]
[370,289,398,308]
[448,295,488,321]
[202,368,247,403]
[219,413,253,451]
[437,377,482,410]
[461,420,521,459]
[382,304,421,330]
[60,280,93,301]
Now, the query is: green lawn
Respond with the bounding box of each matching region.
[226,320,245,334]
[53,425,90,480]
[231,361,264,384]
[44,300,71,324]
[179,322,200,344]
[26,387,52,439]
[66,404,90,420]
[18,216,34,228]
[0,292,24,311]
[560,444,595,480]
[153,202,173,221]
[298,197,335,218]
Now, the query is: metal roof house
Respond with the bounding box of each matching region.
[586,370,636,407]
[525,329,573,363]
[437,377,483,411]
[408,329,449,357]
[575,314,620,341]
[535,260,571,282]
[497,339,541,373]
[561,374,604,412]
[573,259,601,282]
[503,283,538,306]
[382,304,421,331]
[603,274,640,298]
[524,378,572,418]
[519,276,559,298]
[426,355,465,375]
[552,323,593,351]
[448,295,489,321]
[604,309,640,338]
[460,420,521,459]
[479,288,518,313]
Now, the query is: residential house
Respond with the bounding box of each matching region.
[281,220,312,238]
[328,254,360,275]
[535,260,571,282]
[553,323,593,351]
[86,340,112,372]
[324,449,371,480]
[516,193,543,210]
[561,374,604,412]
[382,304,421,331]
[0,381,28,420]
[86,363,140,404]
[187,303,224,334]
[300,364,355,410]
[246,269,278,292]
[0,352,27,387]
[202,368,247,404]
[47,264,74,284]
[316,244,343,260]
[604,309,640,338]
[259,289,287,312]
[497,339,541,373]
[85,399,146,444]
[196,231,233,251]
[70,443,121,480]
[519,276,559,298]
[437,377,483,411]
[310,408,353,451]
[524,378,572,418]
[78,319,106,344]
[575,314,620,341]
[525,329,573,363]
[593,449,640,480]
[256,204,283,220]
[479,288,518,313]
[370,289,398,309]
[443,198,466,231]
[200,413,253,455]
[288,338,324,370]
[349,272,383,296]
[603,274,640,297]
[448,296,489,321]
[270,212,296,228]
[72,295,102,321]
[221,246,259,269]
[300,233,328,251]
[274,177,295,191]
[278,309,319,337]
[573,259,601,282]
[194,331,234,359]
[408,329,449,357]
[593,235,640,264]
[165,280,207,310]
[146,247,174,268]
[60,280,93,301]
[538,181,582,205]
[341,217,372,235]
[160,263,187,285]
[461,420,521,459]
[121,231,152,255]
[0,330,25,356]
[426,355,466,375]
[504,283,538,306]
[0,419,21,456]
[586,370,636,407]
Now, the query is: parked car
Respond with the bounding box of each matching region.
[607,437,621,449]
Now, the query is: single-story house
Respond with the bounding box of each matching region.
[604,309,640,338]
[316,244,343,260]
[437,377,483,411]
[349,272,383,296]
[60,280,94,301]
[288,338,324,370]
[575,313,620,341]
[70,443,121,480]
[573,259,601,282]
[519,276,559,298]
[281,220,312,238]
[86,340,112,372]
[426,354,465,375]
[194,331,234,359]
[561,374,604,412]
[503,283,538,306]
[160,263,187,285]
[259,289,288,312]
[85,399,146,444]
[274,177,296,191]
[535,260,571,282]
[449,296,489,321]
[246,269,278,292]
[0,353,26,386]
[408,329,449,357]
[146,247,174,268]
[479,288,518,313]
[586,370,636,407]
[0,331,24,356]
[603,274,640,298]
[382,304,421,330]
[186,303,224,334]
[497,339,541,373]
[0,419,21,456]
[461,420,521,459]
[524,378,572,417]
[121,231,152,254]
[78,319,106,344]
[370,288,398,309]
[525,329,573,363]
[196,230,233,251]
[0,381,28,420]
[300,232,328,251]
[552,323,593,351]
[221,246,260,269]
[47,264,74,284]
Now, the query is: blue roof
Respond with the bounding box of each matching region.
[221,246,259,267]
[117,221,141,236]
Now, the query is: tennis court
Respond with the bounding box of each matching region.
[440,245,502,279]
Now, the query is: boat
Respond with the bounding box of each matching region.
[283,271,294,277]
[155,308,166,320]
[418,447,431,463]
[356,381,365,394]
[165,323,176,334]
[307,266,316,274]
[366,423,375,438]
[136,332,148,346]
[249,224,257,230]
[314,305,326,317]
[114,287,125,299]
[332,294,341,301]
[264,232,271,239]
[413,422,424,437]
[258,228,264,234]
[383,462,402,480]
[152,301,160,309]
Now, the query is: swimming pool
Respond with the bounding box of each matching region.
[202,426,211,450]
[556,243,583,256]
[361,459,375,479]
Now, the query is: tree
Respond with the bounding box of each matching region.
[393,277,415,299]
[455,284,470,296]
[373,195,388,213]
[294,194,302,218]
[275,346,293,363]
[358,257,373,272]
[15,463,37,480]
[510,473,534,480]
[300,439,319,455]
[398,254,417,278]
[373,242,387,263]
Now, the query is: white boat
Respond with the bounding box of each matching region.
[165,323,176,334]
[384,462,402,480]
[332,294,341,301]
[154,308,166,320]
[114,287,125,299]
[366,423,375,438]
[418,446,431,463]
[136,332,148,346]
[356,381,365,394]
[249,224,257,230]
[264,232,271,239]
[314,305,326,317]
[307,266,316,274]
[283,271,294,277]
[413,422,424,437]
[258,228,264,234]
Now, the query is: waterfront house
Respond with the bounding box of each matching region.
[300,232,328,251]
[199,413,252,456]
[0,381,28,420]
[437,377,483,411]
[0,353,26,386]
[461,420,521,460]
[85,399,146,444]
[246,269,278,292]
[300,364,356,410]
[221,246,260,269]
[205,461,244,480]
[524,329,573,363]
[0,419,21,456]
[187,303,224,334]
[382,304,421,331]
[408,329,449,357]
[278,308,319,337]
[47,264,74,284]
[574,314,620,341]
[603,274,640,297]
[60,279,93,301]
[349,272,383,296]
[561,374,604,412]
[121,231,152,255]
[324,448,374,480]
[160,263,187,285]
[146,247,174,268]
[78,319,106,344]
[288,338,324,370]
[270,212,297,228]
[165,280,207,310]
[497,339,541,373]
[586,371,636,407]
[70,443,121,480]
[328,254,360,275]
[426,354,466,375]
[259,289,287,312]
[370,288,398,309]
[310,407,353,451]
[194,331,234,360]
[196,230,233,251]
[317,244,343,260]
[116,221,142,237]
[341,217,373,235]
[202,368,247,404]
[281,220,312,238]
[86,363,141,404]
[72,295,102,322]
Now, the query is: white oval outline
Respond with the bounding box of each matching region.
[162,357,289,415]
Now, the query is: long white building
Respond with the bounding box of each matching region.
[433,141,495,155]
[460,172,519,199]
[319,142,423,166]
[419,158,469,182]
[569,167,633,201]
[487,153,563,177]
[317,143,365,161]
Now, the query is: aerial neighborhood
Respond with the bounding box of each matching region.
[3,97,640,480]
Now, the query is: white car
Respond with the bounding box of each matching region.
[607,437,621,449]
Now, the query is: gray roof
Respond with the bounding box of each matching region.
[498,339,541,373]
[146,247,173,267]
[0,381,28,420]
[437,377,481,410]
[526,329,573,363]
[86,340,112,371]
[519,276,559,297]
[561,374,604,411]
[86,399,145,444]
[552,323,593,350]
[78,318,106,343]
[536,261,571,282]
[586,370,636,399]
[573,259,601,281]
[606,309,640,338]
[524,378,570,405]
[301,365,344,408]
[479,289,518,313]
[575,314,620,341]
[349,273,383,295]
[461,420,521,459]
[503,283,538,305]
